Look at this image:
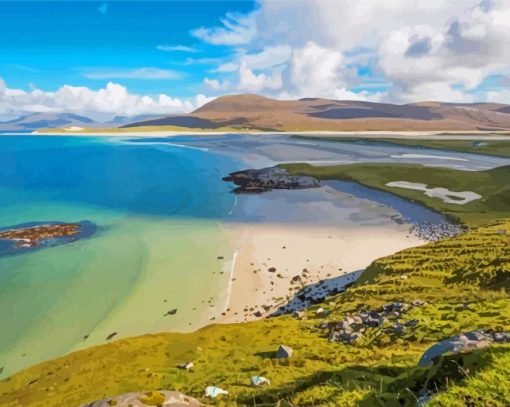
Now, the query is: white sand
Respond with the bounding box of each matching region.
[219,223,425,323]
[385,181,482,205]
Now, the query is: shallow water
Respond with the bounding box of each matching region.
[0,133,505,377]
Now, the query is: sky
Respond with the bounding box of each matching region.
[0,0,509,120]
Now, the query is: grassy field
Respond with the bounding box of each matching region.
[0,220,508,406]
[281,163,510,228]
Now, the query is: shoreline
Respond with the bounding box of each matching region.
[218,222,426,324]
[19,130,510,140]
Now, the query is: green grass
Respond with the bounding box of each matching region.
[281,163,510,228]
[0,221,508,406]
[292,136,510,158]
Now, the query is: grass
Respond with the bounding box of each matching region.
[292,136,510,158]
[0,220,508,406]
[281,163,510,228]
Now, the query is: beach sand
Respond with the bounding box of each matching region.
[219,223,425,323]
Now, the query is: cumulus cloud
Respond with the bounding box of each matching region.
[203,77,229,91]
[0,79,197,121]
[194,0,510,103]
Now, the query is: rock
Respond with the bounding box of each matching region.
[292,310,305,318]
[412,299,426,307]
[178,362,194,370]
[405,319,419,327]
[493,332,510,343]
[106,332,117,341]
[81,390,200,406]
[223,167,320,194]
[418,330,494,366]
[275,345,293,359]
[165,309,178,316]
[268,267,276,273]
[205,386,228,398]
[251,375,270,386]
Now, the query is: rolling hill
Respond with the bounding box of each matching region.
[123,94,510,132]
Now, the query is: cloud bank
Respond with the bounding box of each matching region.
[0,79,207,121]
[197,0,510,103]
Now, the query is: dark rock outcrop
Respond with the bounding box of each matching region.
[223,167,320,194]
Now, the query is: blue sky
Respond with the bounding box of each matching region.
[0,0,509,120]
[0,1,254,96]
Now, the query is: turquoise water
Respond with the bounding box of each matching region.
[0,136,241,376]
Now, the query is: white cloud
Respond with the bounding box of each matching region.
[83,67,182,80]
[0,79,198,121]
[191,12,256,45]
[211,62,238,73]
[334,87,384,102]
[238,61,282,92]
[156,45,198,53]
[203,77,229,91]
[287,42,344,98]
[486,89,510,103]
[192,0,510,103]
[195,94,216,108]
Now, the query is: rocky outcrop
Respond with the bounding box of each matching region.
[0,220,96,257]
[223,167,320,194]
[418,330,510,366]
[81,390,201,407]
[322,301,423,345]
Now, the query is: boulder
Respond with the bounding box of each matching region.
[275,345,293,359]
[81,390,200,407]
[418,331,493,366]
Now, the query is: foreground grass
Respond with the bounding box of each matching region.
[292,136,510,158]
[0,221,508,406]
[281,163,510,228]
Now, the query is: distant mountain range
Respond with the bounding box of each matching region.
[0,113,160,131]
[125,94,510,132]
[3,95,510,132]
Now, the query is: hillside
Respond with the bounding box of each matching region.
[0,220,508,406]
[124,94,510,132]
[0,113,162,131]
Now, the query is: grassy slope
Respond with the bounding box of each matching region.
[0,221,508,406]
[292,136,510,158]
[281,163,510,228]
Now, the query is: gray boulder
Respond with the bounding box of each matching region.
[275,345,293,359]
[418,331,493,366]
[81,390,201,407]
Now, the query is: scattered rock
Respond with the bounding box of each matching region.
[106,332,117,341]
[178,362,194,370]
[165,309,178,316]
[81,390,200,407]
[205,386,228,398]
[251,375,270,386]
[268,267,276,273]
[275,345,293,359]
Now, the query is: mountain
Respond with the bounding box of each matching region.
[0,113,98,131]
[124,94,510,131]
[0,113,163,131]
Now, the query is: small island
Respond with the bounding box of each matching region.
[0,221,96,256]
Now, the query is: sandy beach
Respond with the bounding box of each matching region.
[219,223,425,323]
